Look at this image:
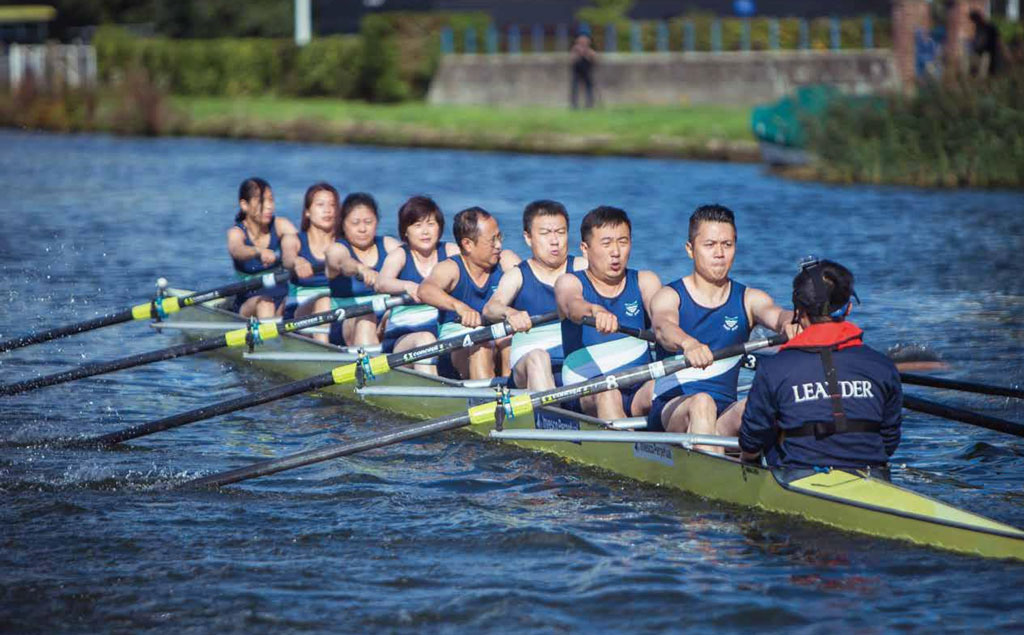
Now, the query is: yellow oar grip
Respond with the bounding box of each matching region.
[370,355,391,376]
[224,328,248,348]
[257,322,279,341]
[130,297,181,320]
[467,394,534,425]
[223,322,280,348]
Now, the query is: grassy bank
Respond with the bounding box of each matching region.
[0,88,759,161]
[176,96,758,160]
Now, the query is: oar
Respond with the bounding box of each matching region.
[903,394,1024,438]
[88,311,559,447]
[0,271,294,353]
[182,333,787,488]
[579,315,655,342]
[0,295,409,398]
[900,373,1024,400]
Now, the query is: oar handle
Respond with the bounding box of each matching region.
[902,394,1024,438]
[580,315,656,342]
[507,311,560,331]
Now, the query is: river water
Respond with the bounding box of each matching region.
[1,130,1022,633]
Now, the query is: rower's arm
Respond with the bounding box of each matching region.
[554,273,591,321]
[325,243,365,280]
[499,249,522,271]
[637,270,662,316]
[483,267,524,323]
[376,248,419,299]
[747,287,797,337]
[418,259,464,313]
[651,286,694,352]
[280,233,302,270]
[382,235,402,254]
[227,226,262,261]
[274,216,299,238]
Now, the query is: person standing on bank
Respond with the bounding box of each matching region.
[739,259,902,471]
[570,31,596,109]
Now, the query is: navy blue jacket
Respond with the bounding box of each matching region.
[739,321,902,469]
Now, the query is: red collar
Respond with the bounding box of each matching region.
[781,321,863,351]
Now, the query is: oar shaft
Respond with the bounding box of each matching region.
[903,395,1024,438]
[91,372,335,446]
[900,373,1024,400]
[0,308,134,353]
[0,336,227,397]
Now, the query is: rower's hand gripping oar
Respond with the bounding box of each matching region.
[0,271,294,354]
[182,333,787,489]
[89,311,559,447]
[579,315,656,342]
[0,295,409,398]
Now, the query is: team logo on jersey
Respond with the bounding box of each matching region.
[723,315,739,331]
[624,301,640,317]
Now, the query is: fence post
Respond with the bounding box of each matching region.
[830,16,840,49]
[798,18,809,49]
[532,24,544,52]
[631,22,642,52]
[656,21,669,52]
[711,19,722,52]
[741,19,751,51]
[487,25,498,53]
[684,20,695,52]
[863,15,874,48]
[605,23,616,52]
[770,18,780,49]
[556,23,568,51]
[10,43,23,87]
[465,27,477,53]
[509,25,521,54]
[440,26,454,54]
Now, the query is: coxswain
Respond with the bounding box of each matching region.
[483,200,587,391]
[325,192,401,347]
[227,177,297,318]
[281,182,339,341]
[739,258,902,472]
[555,206,661,420]
[376,196,460,374]
[419,206,520,380]
[648,204,796,452]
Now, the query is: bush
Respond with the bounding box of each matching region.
[805,69,1024,187]
[292,36,362,97]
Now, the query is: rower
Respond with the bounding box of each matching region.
[555,206,661,420]
[325,192,401,347]
[739,259,902,472]
[227,177,297,319]
[648,204,796,453]
[419,206,520,380]
[376,196,460,374]
[483,200,587,390]
[281,182,339,341]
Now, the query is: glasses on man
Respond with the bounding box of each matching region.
[475,232,503,247]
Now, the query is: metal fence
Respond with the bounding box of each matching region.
[1,43,97,91]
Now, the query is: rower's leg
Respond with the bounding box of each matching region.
[513,349,555,391]
[343,313,380,347]
[581,390,627,420]
[294,295,331,343]
[662,392,723,453]
[629,379,655,417]
[394,331,438,375]
[497,337,512,376]
[715,398,746,437]
[238,296,277,320]
[450,343,495,380]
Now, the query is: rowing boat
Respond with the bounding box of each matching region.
[158,288,1024,561]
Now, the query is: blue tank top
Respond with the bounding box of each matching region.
[653,278,751,404]
[398,241,449,284]
[560,269,652,383]
[232,218,282,275]
[511,255,576,315]
[292,231,329,288]
[437,254,503,325]
[329,236,387,299]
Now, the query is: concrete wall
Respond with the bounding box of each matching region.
[428,50,899,107]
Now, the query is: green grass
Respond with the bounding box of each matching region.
[174,96,755,145]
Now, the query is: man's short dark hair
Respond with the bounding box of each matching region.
[453,206,492,246]
[688,204,736,243]
[523,200,569,233]
[580,206,631,244]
